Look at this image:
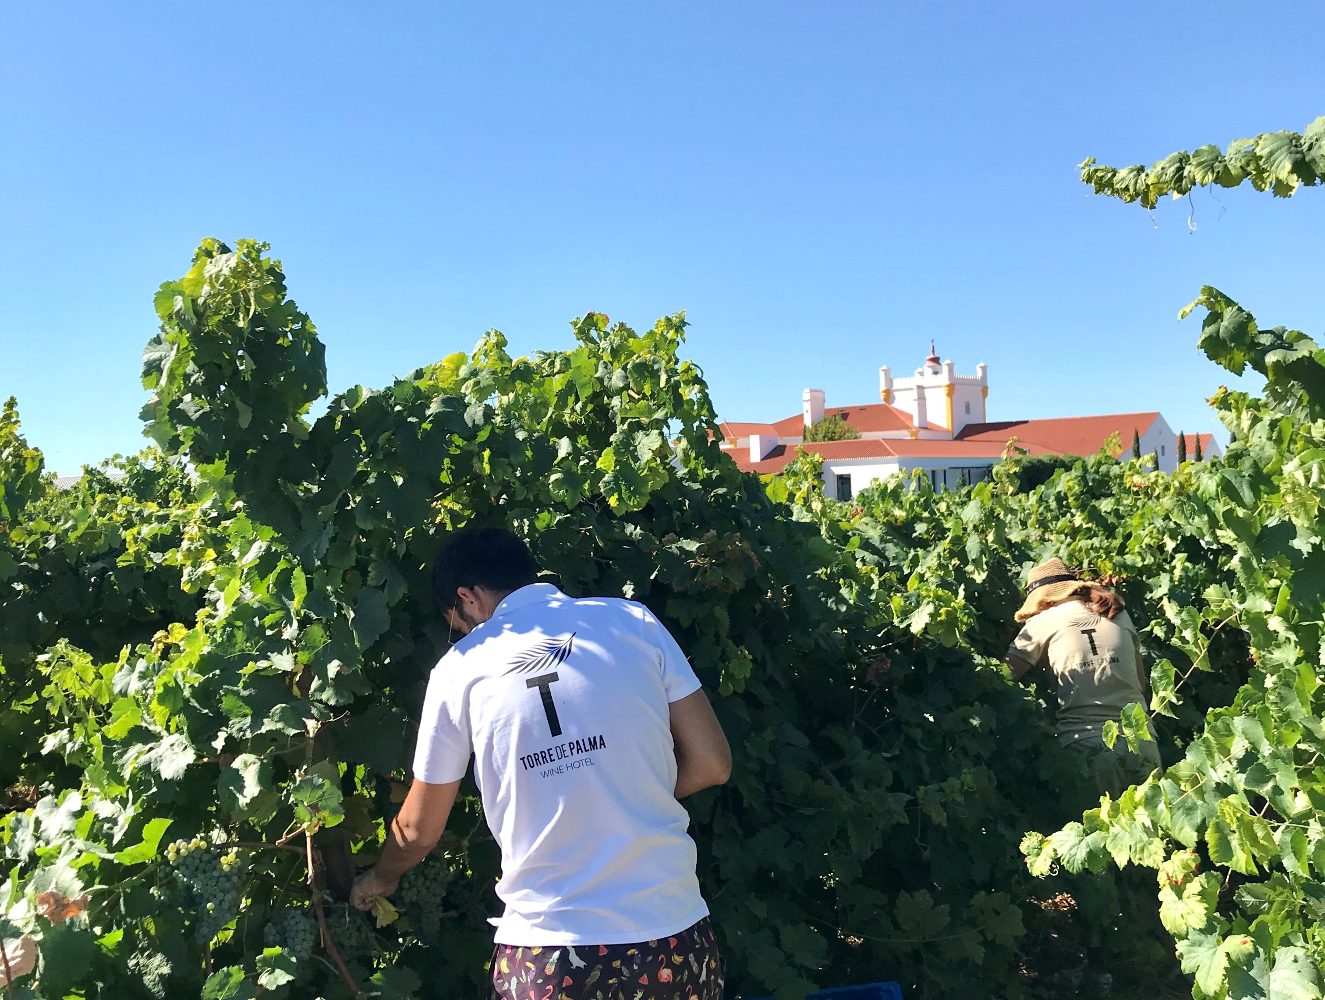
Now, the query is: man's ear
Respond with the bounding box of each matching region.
[455,585,479,610]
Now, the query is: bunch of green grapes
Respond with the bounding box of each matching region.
[164,838,241,943]
[264,908,317,961]
[325,906,376,962]
[398,857,450,940]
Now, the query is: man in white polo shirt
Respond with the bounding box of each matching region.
[351,526,731,999]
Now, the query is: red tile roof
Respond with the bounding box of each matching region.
[956,413,1160,457]
[1176,432,1218,458]
[717,421,780,441]
[881,439,1007,458]
[726,437,1005,475]
[721,410,1173,476]
[727,440,877,475]
[767,403,914,437]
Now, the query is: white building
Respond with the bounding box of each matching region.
[720,345,1221,498]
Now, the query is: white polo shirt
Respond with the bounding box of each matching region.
[1008,602,1153,744]
[412,583,710,945]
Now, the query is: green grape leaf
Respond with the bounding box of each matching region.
[967,892,1024,949]
[1208,811,1258,876]
[1178,928,1230,996]
[33,923,98,996]
[255,948,298,990]
[1225,944,1270,998]
[1278,825,1310,878]
[201,967,256,1000]
[104,698,144,741]
[1256,130,1310,192]
[1101,719,1120,750]
[1268,946,1324,1000]
[370,897,400,928]
[352,586,391,649]
[1104,821,1165,870]
[1159,871,1219,937]
[218,753,278,826]
[290,760,345,832]
[1120,702,1153,753]
[1020,832,1055,877]
[895,890,950,939]
[1048,822,1106,874]
[113,817,173,865]
[1161,778,1209,849]
[136,733,197,781]
[368,966,424,1000]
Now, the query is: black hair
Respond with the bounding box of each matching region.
[430,526,539,611]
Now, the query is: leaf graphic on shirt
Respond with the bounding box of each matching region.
[506,633,576,675]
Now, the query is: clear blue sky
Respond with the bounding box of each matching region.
[2,3,1322,474]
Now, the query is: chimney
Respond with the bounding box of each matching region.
[749,434,776,463]
[802,388,825,429]
[879,366,892,403]
[914,386,928,429]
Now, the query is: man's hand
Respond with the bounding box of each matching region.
[350,867,400,912]
[351,778,461,911]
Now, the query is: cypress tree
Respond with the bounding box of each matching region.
[1131,429,1142,459]
[1194,436,1204,462]
[1177,431,1188,464]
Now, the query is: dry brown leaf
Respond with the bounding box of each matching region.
[0,935,37,985]
[35,889,90,925]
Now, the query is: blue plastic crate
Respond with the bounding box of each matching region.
[745,981,903,1000]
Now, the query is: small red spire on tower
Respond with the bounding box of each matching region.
[925,341,940,367]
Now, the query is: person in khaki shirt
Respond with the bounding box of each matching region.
[1006,558,1160,806]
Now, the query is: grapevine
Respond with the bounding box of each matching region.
[1079,115,1325,205]
[0,131,1318,1000]
[1017,122,1325,1000]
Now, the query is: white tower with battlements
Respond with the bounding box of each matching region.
[879,344,988,436]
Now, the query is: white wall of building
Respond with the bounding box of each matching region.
[748,434,778,462]
[893,457,997,492]
[819,459,899,500]
[817,456,999,498]
[1138,414,1177,473]
[949,365,988,434]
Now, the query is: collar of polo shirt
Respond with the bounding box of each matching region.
[489,582,566,620]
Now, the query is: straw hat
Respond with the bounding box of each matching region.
[1014,557,1098,622]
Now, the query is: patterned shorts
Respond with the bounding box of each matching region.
[490,917,724,1000]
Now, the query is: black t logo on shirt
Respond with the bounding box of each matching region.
[526,673,562,737]
[507,634,576,737]
[1081,628,1099,655]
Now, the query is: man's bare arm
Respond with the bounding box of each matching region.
[351,778,460,909]
[1006,654,1036,682]
[670,689,732,798]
